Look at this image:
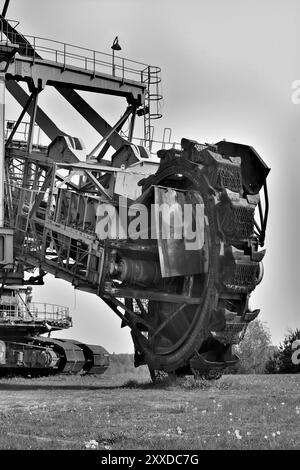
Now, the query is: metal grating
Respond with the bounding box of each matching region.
[223,262,258,293]
[219,203,255,240]
[208,162,242,193]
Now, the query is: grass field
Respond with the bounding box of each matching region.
[0,368,299,450]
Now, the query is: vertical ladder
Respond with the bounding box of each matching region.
[141,66,162,152]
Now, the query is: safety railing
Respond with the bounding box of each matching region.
[0,300,70,324]
[5,120,42,147]
[0,19,161,85]
[131,127,183,155]
[133,126,208,156]
[132,136,181,155]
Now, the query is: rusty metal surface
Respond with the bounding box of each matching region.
[154,186,205,277]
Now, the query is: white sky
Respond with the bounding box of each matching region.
[3,0,300,352]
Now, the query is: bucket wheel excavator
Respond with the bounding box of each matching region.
[0,2,270,381]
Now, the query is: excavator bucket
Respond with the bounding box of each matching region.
[216,141,270,194]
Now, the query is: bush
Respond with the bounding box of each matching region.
[265,329,300,374]
[231,319,273,374]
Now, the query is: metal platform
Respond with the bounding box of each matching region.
[0,290,71,332]
[0,16,162,152]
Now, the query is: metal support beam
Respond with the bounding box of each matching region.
[1,0,10,18]
[0,14,38,58]
[29,168,53,219]
[97,116,130,162]
[56,86,127,151]
[5,91,34,147]
[1,18,142,155]
[26,88,39,154]
[0,74,5,226]
[6,80,65,141]
[87,106,133,159]
[84,170,111,200]
[56,170,81,190]
[128,108,136,142]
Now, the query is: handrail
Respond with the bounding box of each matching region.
[0,19,161,84]
[131,135,207,156]
[0,300,70,323]
[131,135,181,155]
[5,119,42,146]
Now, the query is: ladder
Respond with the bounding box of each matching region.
[141,66,163,152]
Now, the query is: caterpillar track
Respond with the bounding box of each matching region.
[0,337,109,377]
[0,287,109,376]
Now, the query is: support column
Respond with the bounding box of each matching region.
[27,88,39,154]
[0,74,5,227]
[128,108,136,142]
[0,73,13,267]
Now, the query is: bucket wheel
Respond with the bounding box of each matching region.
[104,140,268,383]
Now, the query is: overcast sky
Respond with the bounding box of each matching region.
[3,0,300,352]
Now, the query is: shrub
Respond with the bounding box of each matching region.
[265,329,300,374]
